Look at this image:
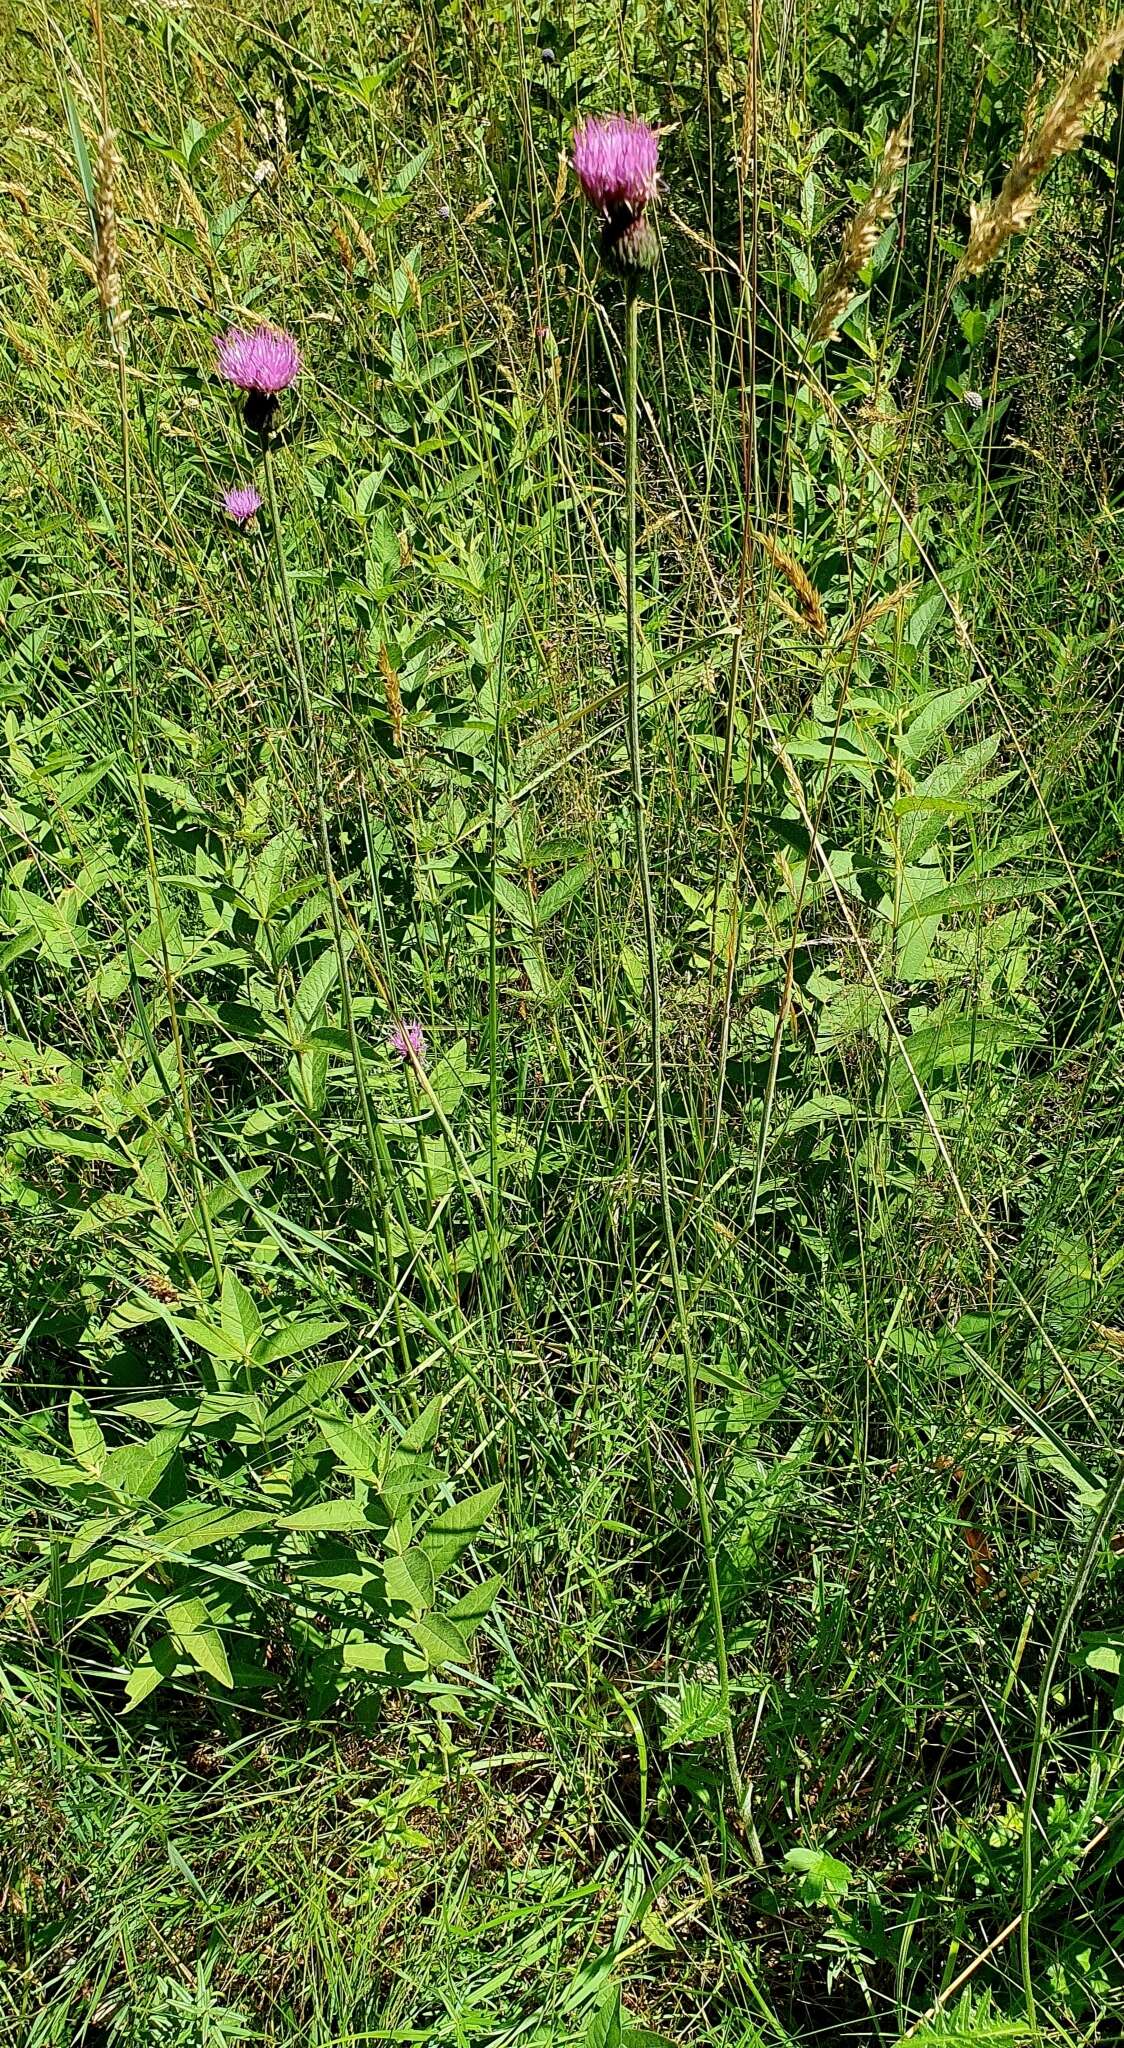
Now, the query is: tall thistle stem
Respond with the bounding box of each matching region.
[261,441,404,1327]
[622,278,744,1818]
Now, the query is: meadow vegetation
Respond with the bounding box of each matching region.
[2,0,1124,2041]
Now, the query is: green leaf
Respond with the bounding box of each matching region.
[445,1573,501,1626]
[383,1548,435,1612]
[221,1270,262,1354]
[582,1990,623,2048]
[341,1638,426,1676]
[278,1499,370,1532]
[422,1484,502,1578]
[67,1393,105,1472]
[253,1316,345,1366]
[16,1447,91,1489]
[166,1597,233,1687]
[535,862,593,926]
[319,1409,381,1478]
[124,1636,177,1711]
[784,1844,853,1906]
[291,947,340,1041]
[146,1506,271,1554]
[173,1316,247,1364]
[407,1613,470,1667]
[398,1396,442,1453]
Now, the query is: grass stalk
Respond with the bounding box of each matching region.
[261,439,403,1334]
[622,276,744,1819]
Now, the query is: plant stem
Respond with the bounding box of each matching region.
[622,276,745,1819]
[261,439,404,1338]
[1019,1455,1124,2038]
[109,280,221,1292]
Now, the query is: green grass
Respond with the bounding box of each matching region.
[2,0,1124,2041]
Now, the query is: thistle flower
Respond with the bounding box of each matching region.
[572,115,660,219]
[216,323,301,434]
[388,1019,426,1064]
[216,324,302,394]
[222,484,263,525]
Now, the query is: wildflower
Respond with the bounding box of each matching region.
[222,484,263,525]
[216,323,301,434]
[573,114,661,274]
[388,1019,426,1064]
[216,324,301,394]
[572,114,659,218]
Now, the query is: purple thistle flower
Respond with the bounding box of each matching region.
[388,1019,426,1064]
[215,323,302,396]
[221,484,263,525]
[572,114,659,220]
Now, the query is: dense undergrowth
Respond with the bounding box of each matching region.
[2,0,1123,2041]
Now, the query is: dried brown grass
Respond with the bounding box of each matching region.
[958,22,1124,277]
[810,119,910,343]
[756,533,828,637]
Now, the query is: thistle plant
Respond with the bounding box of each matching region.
[574,116,746,1820]
[216,322,401,1305]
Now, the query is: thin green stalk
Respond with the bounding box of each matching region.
[1019,1456,1124,2038]
[622,277,744,1819]
[261,440,403,1339]
[91,30,221,1291]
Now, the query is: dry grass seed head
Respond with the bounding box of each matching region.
[810,117,910,343]
[960,22,1124,277]
[756,532,828,638]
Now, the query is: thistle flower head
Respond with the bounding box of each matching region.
[388,1019,426,1064]
[222,484,263,525]
[215,323,302,395]
[572,114,659,219]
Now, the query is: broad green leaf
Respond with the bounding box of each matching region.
[383,1548,435,1612]
[254,1316,345,1366]
[901,683,981,762]
[16,1447,90,1489]
[422,1484,502,1578]
[173,1316,247,1364]
[341,1638,426,1676]
[319,1409,381,1478]
[123,1636,177,1711]
[67,1393,105,1472]
[398,1396,442,1453]
[146,1506,271,1554]
[445,1573,501,1625]
[582,1990,623,2048]
[221,1270,262,1354]
[407,1613,470,1667]
[785,1844,853,1905]
[166,1597,233,1687]
[291,947,340,1041]
[279,1499,370,1531]
[535,862,593,926]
